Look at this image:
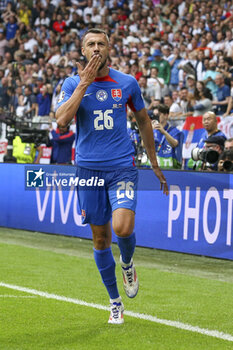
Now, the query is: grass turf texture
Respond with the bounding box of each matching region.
[0,227,233,350]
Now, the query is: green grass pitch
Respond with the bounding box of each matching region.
[0,227,233,350]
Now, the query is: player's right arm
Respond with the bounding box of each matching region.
[56,54,101,127]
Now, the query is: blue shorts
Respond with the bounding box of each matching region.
[76,166,138,225]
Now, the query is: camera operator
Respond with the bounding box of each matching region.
[225,138,233,151]
[12,135,42,164]
[187,111,226,170]
[152,104,183,169]
[217,150,233,172]
[192,135,225,171]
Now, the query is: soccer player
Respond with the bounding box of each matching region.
[56,28,168,324]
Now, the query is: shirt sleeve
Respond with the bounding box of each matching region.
[170,127,182,142]
[127,77,145,112]
[223,85,230,98]
[56,77,79,111]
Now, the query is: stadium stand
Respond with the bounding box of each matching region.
[0,0,232,167]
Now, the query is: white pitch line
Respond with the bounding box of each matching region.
[0,295,36,298]
[1,282,233,343]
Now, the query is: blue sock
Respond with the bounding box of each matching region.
[93,247,119,300]
[116,232,136,264]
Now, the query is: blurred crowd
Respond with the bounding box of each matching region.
[0,0,233,171]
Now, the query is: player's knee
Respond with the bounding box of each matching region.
[113,221,133,237]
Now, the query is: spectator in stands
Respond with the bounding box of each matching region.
[24,85,38,118]
[17,3,31,27]
[179,87,192,115]
[52,13,66,34]
[150,49,171,95]
[47,45,61,66]
[0,77,10,109]
[224,29,233,56]
[190,82,213,117]
[219,57,233,87]
[130,62,142,81]
[213,73,231,116]
[186,74,196,94]
[15,94,27,118]
[147,67,164,101]
[164,94,182,119]
[0,28,7,57]
[49,125,75,164]
[4,14,18,41]
[36,85,51,117]
[168,47,183,92]
[152,104,183,169]
[24,30,38,54]
[138,76,156,109]
[195,50,206,82]
[225,138,233,151]
[34,10,50,28]
[1,0,233,166]
[202,59,218,98]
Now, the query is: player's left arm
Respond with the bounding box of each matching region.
[134,108,169,195]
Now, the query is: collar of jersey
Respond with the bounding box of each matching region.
[94,69,118,83]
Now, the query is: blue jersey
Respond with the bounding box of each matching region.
[57,68,145,169]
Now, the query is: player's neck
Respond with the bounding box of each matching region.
[96,66,109,78]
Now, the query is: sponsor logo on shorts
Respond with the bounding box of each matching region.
[81,209,86,218]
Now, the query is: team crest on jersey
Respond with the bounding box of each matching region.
[58,90,65,103]
[111,89,122,102]
[96,90,108,102]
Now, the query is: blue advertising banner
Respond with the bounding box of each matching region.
[0,164,232,260]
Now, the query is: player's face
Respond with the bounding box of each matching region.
[82,33,109,71]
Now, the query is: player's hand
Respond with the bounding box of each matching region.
[152,165,169,195]
[77,54,101,86]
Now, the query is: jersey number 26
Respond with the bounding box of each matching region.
[94,109,113,130]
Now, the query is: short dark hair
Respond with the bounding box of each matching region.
[82,28,109,46]
[158,104,169,115]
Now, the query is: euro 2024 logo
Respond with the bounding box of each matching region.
[26,168,45,187]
